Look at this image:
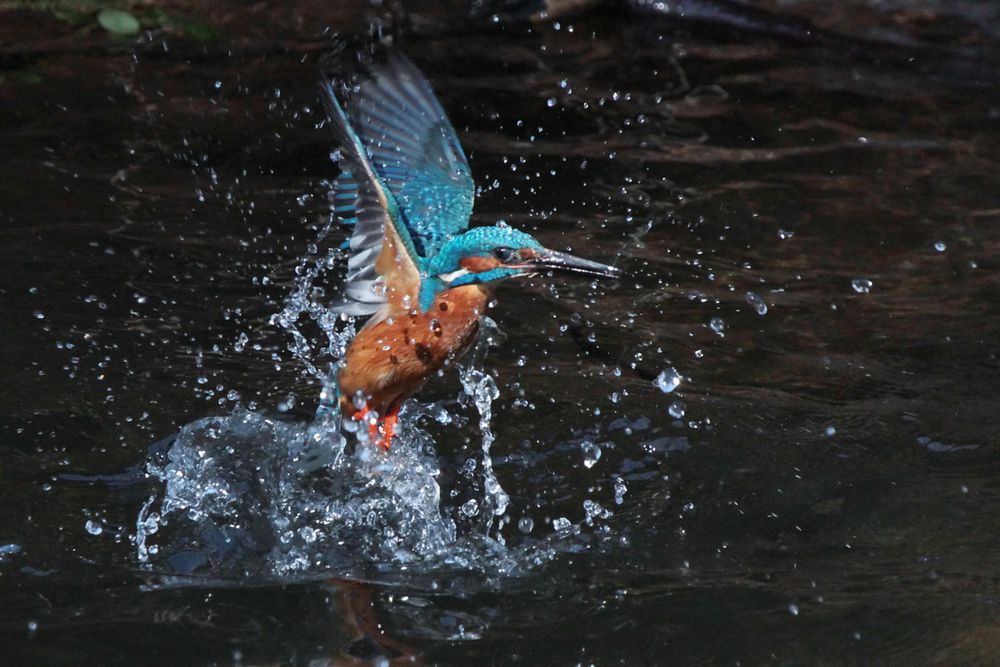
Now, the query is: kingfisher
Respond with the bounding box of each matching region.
[320,52,620,449]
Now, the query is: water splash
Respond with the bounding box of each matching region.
[133,212,533,578]
[135,405,462,578]
[456,317,512,538]
[459,365,509,535]
[267,213,355,379]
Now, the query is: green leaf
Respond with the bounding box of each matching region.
[96,8,140,36]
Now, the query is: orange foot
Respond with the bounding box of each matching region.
[351,405,398,451]
[381,410,398,450]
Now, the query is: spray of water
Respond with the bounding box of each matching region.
[268,214,355,378]
[133,212,539,580]
[457,319,510,539]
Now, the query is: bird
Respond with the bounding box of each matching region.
[320,52,620,450]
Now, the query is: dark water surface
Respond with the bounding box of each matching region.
[2,1,1000,664]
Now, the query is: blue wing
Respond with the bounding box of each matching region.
[320,78,422,317]
[329,53,475,262]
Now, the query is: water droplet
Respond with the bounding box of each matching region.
[552,517,572,532]
[580,440,602,468]
[613,477,628,505]
[745,291,768,315]
[546,97,556,108]
[583,499,610,524]
[789,603,800,616]
[851,278,872,294]
[709,317,725,336]
[461,499,480,517]
[518,517,534,533]
[654,367,682,393]
[825,425,837,437]
[668,401,686,419]
[432,405,452,424]
[27,620,38,635]
[233,332,249,352]
[778,229,794,240]
[934,241,947,252]
[277,394,296,413]
[33,310,44,320]
[0,543,23,558]
[84,520,102,536]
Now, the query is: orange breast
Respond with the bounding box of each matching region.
[338,284,491,416]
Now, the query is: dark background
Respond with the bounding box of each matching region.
[1,1,999,664]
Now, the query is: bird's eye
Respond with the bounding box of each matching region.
[493,247,516,262]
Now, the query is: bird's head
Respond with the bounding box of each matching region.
[420,225,620,310]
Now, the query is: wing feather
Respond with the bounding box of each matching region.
[322,52,476,316]
[337,53,475,258]
[320,81,421,317]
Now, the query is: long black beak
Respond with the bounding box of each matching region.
[523,249,622,279]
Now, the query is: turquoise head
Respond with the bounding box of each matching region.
[419,225,620,310]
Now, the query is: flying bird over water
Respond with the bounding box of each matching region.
[320,52,620,449]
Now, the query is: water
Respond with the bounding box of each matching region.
[3,1,1000,664]
[131,314,545,580]
[654,366,683,393]
[851,277,874,294]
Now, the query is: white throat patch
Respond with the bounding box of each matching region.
[439,268,470,284]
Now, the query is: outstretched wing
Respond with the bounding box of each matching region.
[320,78,422,317]
[331,53,475,260]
